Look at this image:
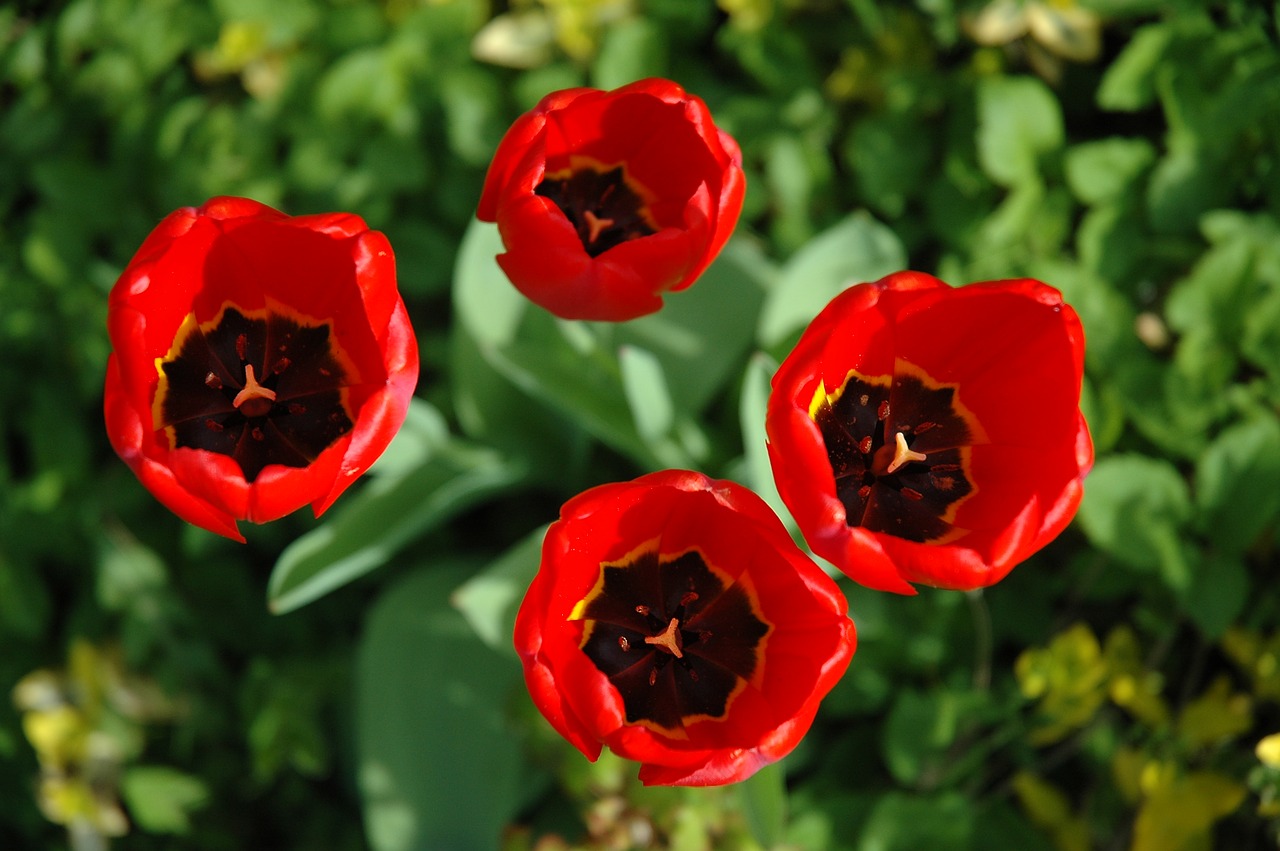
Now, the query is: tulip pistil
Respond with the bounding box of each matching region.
[536,164,657,257]
[571,548,769,733]
[810,367,976,542]
[154,306,355,481]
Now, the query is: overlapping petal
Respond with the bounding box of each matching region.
[766,271,1092,593]
[478,78,744,321]
[514,470,855,786]
[104,196,419,541]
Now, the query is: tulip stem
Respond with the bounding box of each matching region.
[967,588,992,692]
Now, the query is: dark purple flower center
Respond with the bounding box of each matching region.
[811,367,976,542]
[153,305,354,481]
[573,548,770,734]
[535,163,658,257]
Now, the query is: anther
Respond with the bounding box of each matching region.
[618,636,630,652]
[901,487,924,501]
[680,591,699,607]
[877,401,890,421]
[635,605,651,616]
[235,333,247,361]
[273,357,291,374]
[648,668,658,686]
[859,436,873,454]
[251,427,265,441]
[287,403,306,415]
[204,372,223,390]
[885,431,927,474]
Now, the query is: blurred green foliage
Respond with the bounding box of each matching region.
[3,0,1280,849]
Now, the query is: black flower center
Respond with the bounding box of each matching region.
[153,305,355,482]
[572,548,770,735]
[811,366,976,543]
[535,163,658,257]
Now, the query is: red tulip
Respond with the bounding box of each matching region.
[104,197,419,541]
[514,470,856,786]
[766,271,1092,594]
[477,78,745,321]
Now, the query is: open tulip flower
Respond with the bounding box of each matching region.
[104,197,419,541]
[477,78,745,321]
[767,271,1092,594]
[514,470,856,786]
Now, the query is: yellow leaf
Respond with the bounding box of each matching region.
[1177,676,1253,750]
[1132,772,1247,851]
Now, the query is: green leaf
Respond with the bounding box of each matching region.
[976,76,1064,187]
[1064,137,1157,206]
[267,402,527,614]
[1164,233,1255,340]
[453,219,527,350]
[357,566,532,851]
[882,688,966,786]
[453,219,767,468]
[737,761,788,848]
[1077,454,1193,590]
[1195,415,1280,553]
[451,524,547,655]
[1184,552,1248,640]
[121,767,209,835]
[620,344,676,444]
[619,237,772,415]
[591,17,668,90]
[1096,23,1172,111]
[738,352,791,527]
[842,110,934,218]
[757,211,906,348]
[856,792,975,851]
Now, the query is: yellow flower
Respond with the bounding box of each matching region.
[1012,772,1091,851]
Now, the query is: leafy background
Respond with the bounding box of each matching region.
[2,0,1280,849]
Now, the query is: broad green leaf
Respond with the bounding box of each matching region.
[738,352,791,527]
[1077,454,1193,590]
[267,403,527,614]
[1096,23,1172,111]
[619,237,772,415]
[757,211,906,348]
[121,767,209,835]
[453,218,527,350]
[856,792,974,851]
[737,761,788,848]
[620,344,675,442]
[1064,137,1156,206]
[1146,146,1233,235]
[882,688,982,786]
[842,110,933,218]
[357,566,532,851]
[1184,552,1248,640]
[454,222,766,468]
[439,68,505,168]
[451,524,547,655]
[1164,234,1255,340]
[976,76,1064,187]
[591,17,668,90]
[1194,415,1280,553]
